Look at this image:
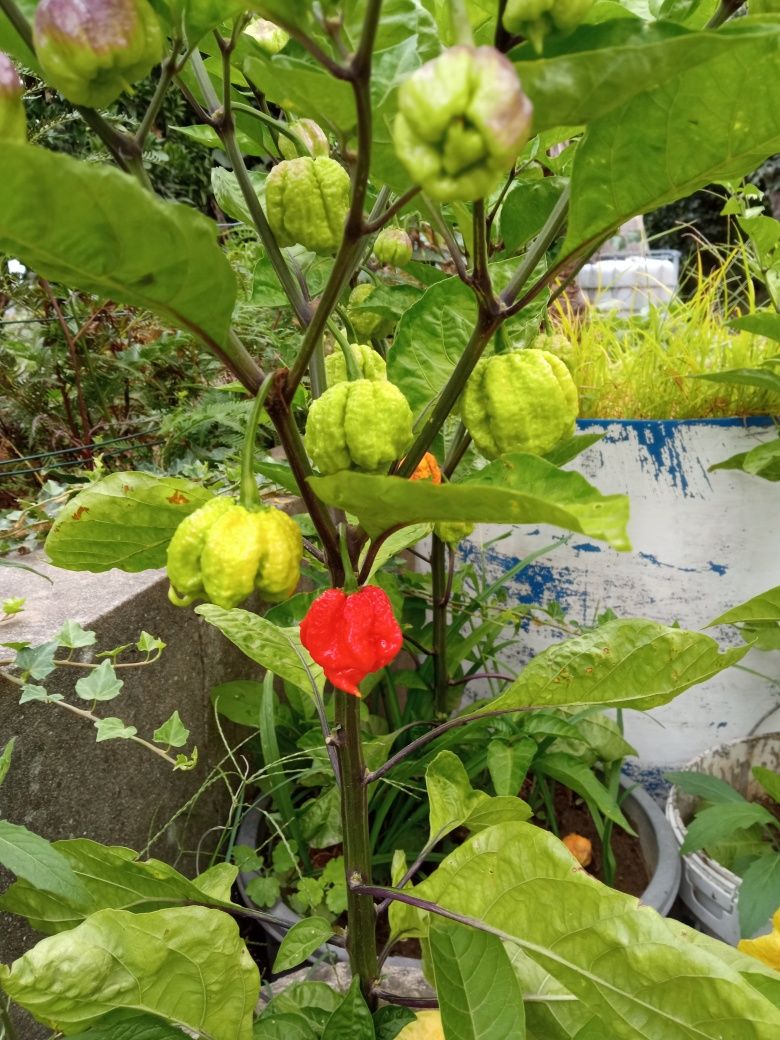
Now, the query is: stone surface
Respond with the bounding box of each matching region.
[266,961,435,1007]
[0,551,260,1036]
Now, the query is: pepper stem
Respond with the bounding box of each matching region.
[239,372,275,511]
[339,525,359,593]
[327,318,363,382]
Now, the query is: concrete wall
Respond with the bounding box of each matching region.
[0,553,260,1034]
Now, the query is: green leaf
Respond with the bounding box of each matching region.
[193,863,238,902]
[534,754,634,833]
[273,917,334,973]
[753,766,780,805]
[137,632,166,653]
[56,620,97,649]
[565,711,637,763]
[429,918,526,1040]
[300,786,343,847]
[212,167,267,225]
[253,1011,321,1039]
[14,641,57,681]
[681,802,778,854]
[374,1005,417,1040]
[410,821,780,1039]
[729,311,780,342]
[0,906,258,1039]
[739,854,780,938]
[694,366,780,396]
[197,605,324,694]
[709,587,780,628]
[210,679,265,727]
[709,440,780,481]
[664,771,747,805]
[94,717,138,742]
[0,736,14,787]
[245,876,281,909]
[0,838,236,935]
[0,143,236,351]
[266,981,341,1017]
[19,683,53,704]
[564,21,780,250]
[321,977,375,1040]
[487,618,748,714]
[543,433,603,468]
[501,177,567,254]
[153,711,190,748]
[309,453,630,550]
[75,660,123,702]
[487,738,536,796]
[0,821,89,904]
[45,472,214,573]
[426,751,530,845]
[67,1009,191,1038]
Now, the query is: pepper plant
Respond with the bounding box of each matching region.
[3,0,780,1038]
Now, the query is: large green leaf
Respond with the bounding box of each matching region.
[409,822,780,1039]
[321,977,375,1040]
[0,822,89,906]
[709,587,780,627]
[196,605,324,694]
[44,472,213,573]
[309,454,630,549]
[0,143,236,351]
[0,838,235,935]
[565,20,780,250]
[429,919,526,1039]
[426,751,531,845]
[710,439,780,482]
[486,619,748,714]
[0,907,259,1039]
[729,311,780,342]
[534,754,634,833]
[680,802,777,854]
[273,918,334,973]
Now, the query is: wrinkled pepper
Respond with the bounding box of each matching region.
[300,586,403,696]
[461,348,578,459]
[393,46,532,202]
[373,227,413,268]
[265,156,350,254]
[166,497,302,609]
[346,283,395,340]
[305,378,414,474]
[279,117,329,160]
[34,0,163,108]
[503,0,594,50]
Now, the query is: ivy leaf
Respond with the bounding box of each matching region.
[55,621,97,649]
[76,661,123,702]
[94,718,138,742]
[19,684,54,704]
[153,711,189,749]
[14,641,58,681]
[136,632,167,653]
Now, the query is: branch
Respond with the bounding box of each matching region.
[285,0,384,396]
[136,44,181,147]
[363,186,421,234]
[421,197,470,283]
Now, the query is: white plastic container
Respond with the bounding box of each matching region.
[465,417,780,799]
[578,250,680,316]
[666,733,780,944]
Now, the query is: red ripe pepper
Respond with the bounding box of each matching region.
[300,586,402,696]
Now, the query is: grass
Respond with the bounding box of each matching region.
[556,250,780,420]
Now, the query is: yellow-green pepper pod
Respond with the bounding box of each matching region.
[324,343,387,387]
[166,496,233,607]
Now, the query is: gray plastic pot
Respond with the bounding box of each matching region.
[236,779,681,968]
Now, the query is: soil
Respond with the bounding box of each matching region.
[537,784,650,898]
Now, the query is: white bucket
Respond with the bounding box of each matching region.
[464,417,780,799]
[578,251,680,316]
[666,733,780,944]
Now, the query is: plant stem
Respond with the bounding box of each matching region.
[136,47,181,147]
[0,997,18,1040]
[450,0,475,46]
[239,372,274,510]
[264,373,342,580]
[397,307,500,476]
[442,423,471,478]
[706,0,742,28]
[431,534,450,716]
[363,187,422,234]
[285,1,383,397]
[335,691,379,1001]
